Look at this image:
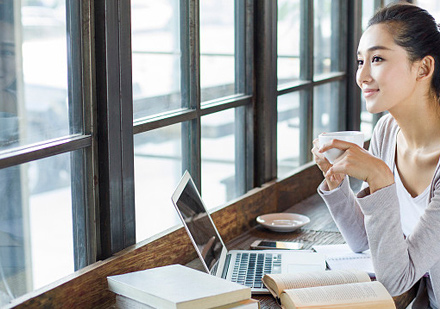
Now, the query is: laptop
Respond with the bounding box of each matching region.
[171,171,326,294]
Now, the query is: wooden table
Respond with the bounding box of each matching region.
[221,192,417,309]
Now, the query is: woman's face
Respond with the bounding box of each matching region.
[0,21,16,91]
[356,24,420,114]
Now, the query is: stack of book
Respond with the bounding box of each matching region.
[107,264,259,309]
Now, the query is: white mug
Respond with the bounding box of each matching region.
[318,131,364,163]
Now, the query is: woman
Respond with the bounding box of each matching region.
[312,3,440,308]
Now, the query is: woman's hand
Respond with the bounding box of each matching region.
[319,139,394,193]
[311,138,345,190]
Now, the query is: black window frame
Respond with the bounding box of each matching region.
[0,0,381,301]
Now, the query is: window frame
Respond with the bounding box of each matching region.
[0,0,373,303]
[0,0,97,272]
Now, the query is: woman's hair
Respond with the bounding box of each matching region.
[368,2,440,100]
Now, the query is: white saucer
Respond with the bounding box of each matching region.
[256,213,310,232]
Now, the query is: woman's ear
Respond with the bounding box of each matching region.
[417,55,435,81]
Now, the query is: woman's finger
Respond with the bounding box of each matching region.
[318,139,358,153]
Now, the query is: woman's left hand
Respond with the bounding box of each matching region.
[319,139,394,193]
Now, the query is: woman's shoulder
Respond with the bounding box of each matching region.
[371,114,399,142]
[369,114,399,160]
[374,114,399,134]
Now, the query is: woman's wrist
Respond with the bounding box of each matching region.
[325,174,345,191]
[366,165,394,194]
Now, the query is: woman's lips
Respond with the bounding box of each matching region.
[362,88,379,98]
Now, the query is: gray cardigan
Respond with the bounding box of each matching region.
[318,114,440,306]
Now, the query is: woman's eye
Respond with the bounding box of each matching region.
[357,59,364,66]
[372,56,383,63]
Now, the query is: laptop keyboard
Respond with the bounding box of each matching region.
[230,252,282,288]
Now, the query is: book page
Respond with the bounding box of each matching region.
[281,281,395,309]
[262,269,370,297]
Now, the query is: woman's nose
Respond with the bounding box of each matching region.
[356,65,372,87]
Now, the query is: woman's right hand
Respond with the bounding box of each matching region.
[311,138,345,190]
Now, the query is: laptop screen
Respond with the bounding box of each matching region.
[172,171,225,272]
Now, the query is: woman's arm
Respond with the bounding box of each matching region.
[358,181,440,296]
[318,177,369,252]
[316,116,394,253]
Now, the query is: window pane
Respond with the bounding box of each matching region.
[0,152,74,302]
[360,96,374,139]
[201,109,236,209]
[134,124,182,241]
[1,1,74,153]
[416,1,440,20]
[277,92,300,177]
[131,0,181,120]
[314,0,340,76]
[200,1,236,103]
[277,0,301,85]
[362,0,376,31]
[313,82,340,138]
[360,0,377,139]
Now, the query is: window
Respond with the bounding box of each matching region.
[277,92,301,176]
[200,1,238,101]
[0,0,368,305]
[277,0,301,85]
[131,0,252,241]
[360,0,382,139]
[415,2,440,36]
[131,0,181,120]
[277,0,347,176]
[0,0,94,302]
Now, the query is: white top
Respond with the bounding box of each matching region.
[394,165,429,237]
[394,165,438,308]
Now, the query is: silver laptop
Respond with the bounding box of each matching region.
[171,171,326,294]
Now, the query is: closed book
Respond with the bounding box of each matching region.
[108,264,251,309]
[116,295,260,309]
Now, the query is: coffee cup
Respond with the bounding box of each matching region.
[318,131,364,163]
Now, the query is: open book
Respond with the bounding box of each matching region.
[262,269,395,309]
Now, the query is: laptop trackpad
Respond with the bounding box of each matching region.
[288,263,324,273]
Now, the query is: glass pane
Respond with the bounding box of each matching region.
[0,152,74,303]
[131,0,181,120]
[314,0,339,76]
[360,0,377,140]
[277,92,300,177]
[201,109,236,209]
[416,1,440,24]
[362,0,376,31]
[313,82,340,138]
[134,124,182,241]
[277,0,301,85]
[200,1,236,103]
[360,97,374,139]
[1,1,74,153]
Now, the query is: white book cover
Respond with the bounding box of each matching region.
[116,295,260,309]
[107,264,251,309]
